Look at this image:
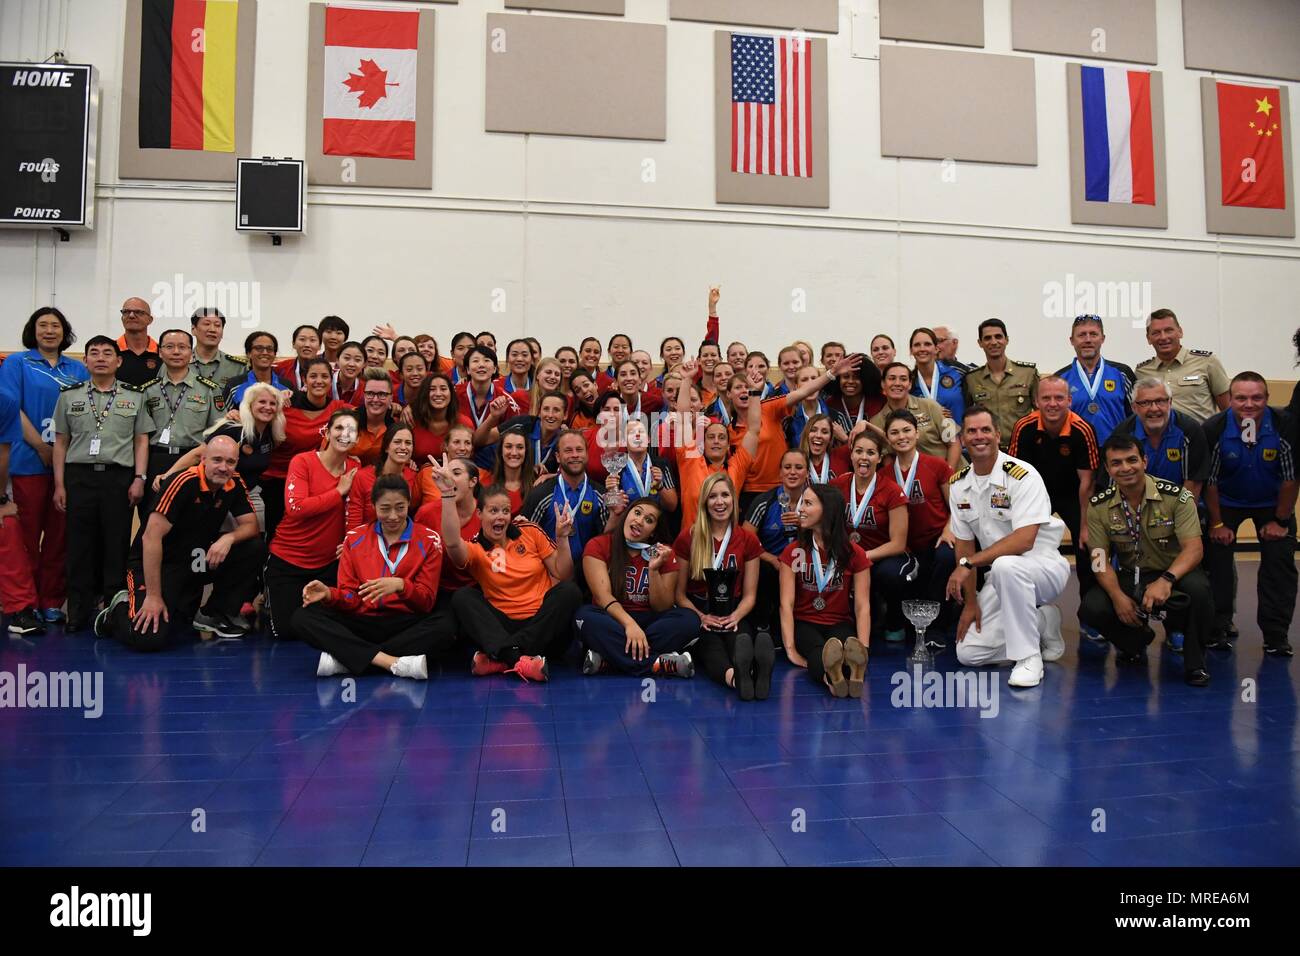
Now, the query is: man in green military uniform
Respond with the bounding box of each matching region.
[52,336,153,631]
[189,307,249,385]
[141,329,225,519]
[1135,308,1230,423]
[1080,431,1211,686]
[962,318,1039,449]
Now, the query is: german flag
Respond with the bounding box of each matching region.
[138,0,238,151]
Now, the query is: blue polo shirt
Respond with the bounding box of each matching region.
[911,361,966,425]
[1128,411,1207,487]
[1207,408,1295,509]
[0,349,89,475]
[1055,358,1133,445]
[522,473,609,564]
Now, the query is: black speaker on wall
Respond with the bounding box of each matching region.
[236,158,304,236]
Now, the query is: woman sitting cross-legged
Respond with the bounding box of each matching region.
[576,497,701,678]
[673,473,766,700]
[780,484,873,699]
[297,475,447,680]
[425,457,581,682]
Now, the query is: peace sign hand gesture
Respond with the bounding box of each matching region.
[425,453,456,495]
[553,501,575,539]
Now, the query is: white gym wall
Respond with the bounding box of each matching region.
[0,0,1297,376]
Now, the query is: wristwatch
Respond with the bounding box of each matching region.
[134,474,147,482]
[958,557,974,570]
[1159,571,1177,584]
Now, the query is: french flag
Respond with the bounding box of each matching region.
[1081,66,1155,205]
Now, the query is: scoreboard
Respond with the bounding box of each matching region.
[0,63,98,229]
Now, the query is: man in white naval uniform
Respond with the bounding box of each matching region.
[945,404,1069,687]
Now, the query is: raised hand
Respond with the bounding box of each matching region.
[708,285,721,312]
[372,323,398,341]
[553,501,575,539]
[424,453,456,495]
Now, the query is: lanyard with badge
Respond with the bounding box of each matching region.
[894,455,919,499]
[810,540,836,611]
[837,396,865,427]
[624,455,654,498]
[467,387,492,428]
[86,384,118,457]
[1074,359,1107,415]
[1117,495,1143,590]
[810,454,829,484]
[558,474,589,520]
[157,380,190,450]
[377,522,411,604]
[916,366,940,401]
[848,473,877,532]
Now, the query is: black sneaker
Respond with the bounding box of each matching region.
[1117,650,1146,665]
[1184,668,1210,687]
[7,608,46,636]
[1264,642,1294,658]
[1204,629,1234,651]
[193,609,248,639]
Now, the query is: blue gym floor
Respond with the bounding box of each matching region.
[2,562,1297,868]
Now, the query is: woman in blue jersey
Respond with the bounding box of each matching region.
[742,448,809,634]
[909,326,965,424]
[0,308,89,625]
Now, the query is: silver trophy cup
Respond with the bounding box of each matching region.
[902,599,941,667]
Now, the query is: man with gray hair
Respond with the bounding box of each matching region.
[1111,377,1209,495]
[931,325,970,373]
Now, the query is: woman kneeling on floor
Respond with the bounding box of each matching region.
[425,457,581,682]
[299,474,447,680]
[673,473,766,700]
[577,497,700,678]
[780,484,872,698]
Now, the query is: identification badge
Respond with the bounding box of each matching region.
[159,426,171,446]
[89,437,101,457]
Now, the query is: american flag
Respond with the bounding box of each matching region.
[731,33,812,178]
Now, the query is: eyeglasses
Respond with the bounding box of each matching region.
[1072,314,1103,326]
[364,391,391,399]
[120,308,149,317]
[1133,398,1170,408]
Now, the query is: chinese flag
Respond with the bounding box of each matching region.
[1217,82,1286,209]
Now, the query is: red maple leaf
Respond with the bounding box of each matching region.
[342,58,396,109]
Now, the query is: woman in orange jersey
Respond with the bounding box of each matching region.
[427,459,581,683]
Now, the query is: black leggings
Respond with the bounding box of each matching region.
[794,619,856,685]
[452,582,582,666]
[294,604,457,675]
[685,593,755,686]
[264,552,337,641]
[261,477,287,544]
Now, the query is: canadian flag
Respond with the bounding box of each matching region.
[323,5,418,160]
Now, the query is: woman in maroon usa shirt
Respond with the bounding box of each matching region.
[298,474,447,681]
[780,483,873,699]
[264,408,360,641]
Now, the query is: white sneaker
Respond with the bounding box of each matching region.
[1037,605,1065,662]
[1008,653,1044,688]
[316,652,348,677]
[390,655,429,680]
